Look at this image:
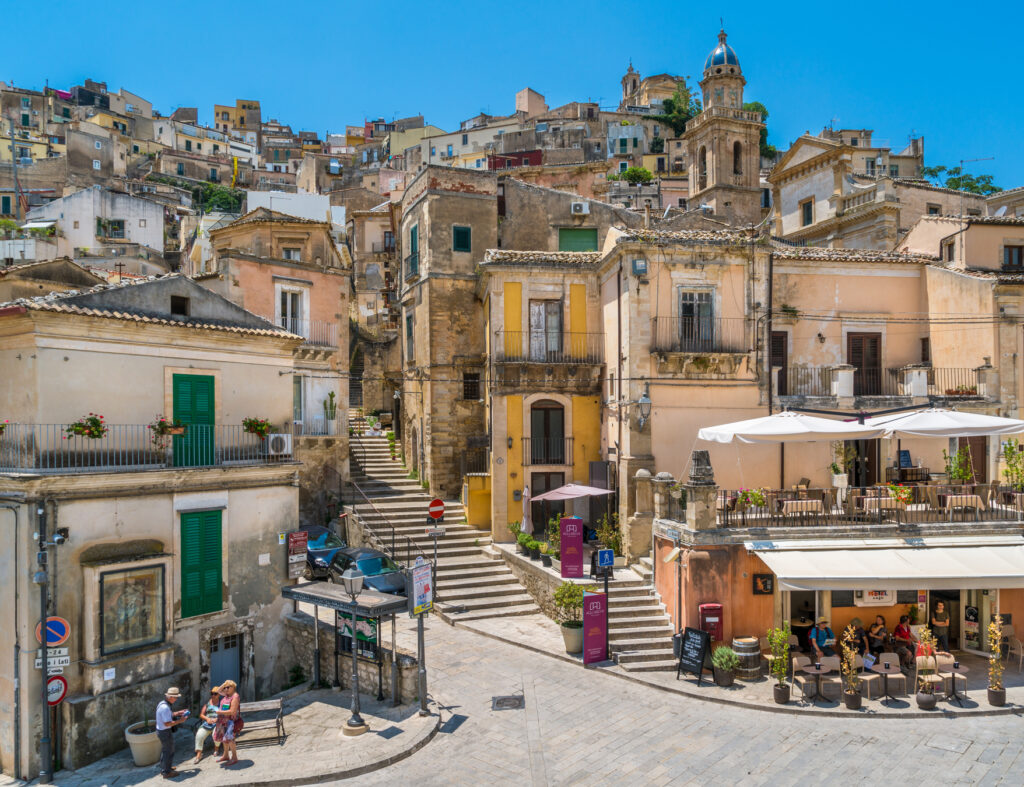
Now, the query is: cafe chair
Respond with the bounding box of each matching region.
[819,655,843,700]
[914,655,943,695]
[787,633,801,654]
[760,637,780,677]
[791,655,815,702]
[854,655,881,699]
[878,652,908,695]
[935,654,967,696]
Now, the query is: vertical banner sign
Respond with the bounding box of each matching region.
[560,517,584,579]
[411,561,433,615]
[287,530,309,580]
[583,591,608,664]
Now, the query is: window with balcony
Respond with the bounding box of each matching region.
[528,301,563,361]
[529,400,566,465]
[276,285,308,337]
[848,332,882,395]
[406,224,419,279]
[1004,246,1024,270]
[679,290,714,350]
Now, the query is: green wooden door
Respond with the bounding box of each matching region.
[172,374,215,467]
[558,228,598,251]
[180,510,222,618]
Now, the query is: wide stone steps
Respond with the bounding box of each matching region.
[615,651,679,671]
[439,573,520,591]
[609,624,676,640]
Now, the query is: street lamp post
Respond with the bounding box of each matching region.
[341,567,369,736]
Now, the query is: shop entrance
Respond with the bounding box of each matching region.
[962,589,1000,654]
[789,590,817,652]
[928,589,960,649]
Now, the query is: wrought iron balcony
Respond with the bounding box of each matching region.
[521,437,573,466]
[651,316,748,354]
[495,331,603,365]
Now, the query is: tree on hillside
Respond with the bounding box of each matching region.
[742,101,777,160]
[921,165,1001,195]
[610,167,653,185]
[657,83,702,137]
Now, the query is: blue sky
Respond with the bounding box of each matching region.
[7,0,1020,186]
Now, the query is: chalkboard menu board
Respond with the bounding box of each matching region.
[676,626,712,684]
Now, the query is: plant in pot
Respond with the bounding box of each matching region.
[147,415,185,449]
[242,416,272,440]
[124,705,162,766]
[596,512,625,566]
[942,446,973,485]
[711,646,739,688]
[766,622,792,704]
[915,626,939,710]
[1003,438,1024,491]
[539,542,552,568]
[840,624,862,710]
[516,530,531,555]
[65,413,108,440]
[988,613,1006,706]
[527,537,541,561]
[322,391,338,434]
[830,442,856,488]
[553,581,595,654]
[386,430,397,459]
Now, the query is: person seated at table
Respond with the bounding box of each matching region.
[808,616,836,659]
[868,615,888,656]
[848,617,869,655]
[893,614,917,669]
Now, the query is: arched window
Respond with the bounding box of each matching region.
[733,141,743,175]
[530,400,565,465]
[698,146,708,191]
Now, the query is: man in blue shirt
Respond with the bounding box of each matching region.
[808,616,836,659]
[156,687,188,778]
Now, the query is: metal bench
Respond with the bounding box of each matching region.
[236,699,285,745]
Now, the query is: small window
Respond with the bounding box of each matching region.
[945,241,955,261]
[452,225,472,252]
[800,198,813,226]
[920,337,931,364]
[20,113,29,126]
[196,143,202,151]
[282,247,302,261]
[21,97,30,107]
[213,144,219,153]
[1005,246,1024,270]
[927,204,941,215]
[850,138,859,146]
[62,107,70,118]
[92,159,101,170]
[170,295,190,316]
[132,144,139,153]
[619,161,628,173]
[139,219,147,227]
[446,144,453,156]
[185,140,192,151]
[94,140,103,150]
[177,163,185,176]
[461,133,468,145]
[73,220,79,229]
[405,313,414,362]
[462,372,480,400]
[889,164,899,177]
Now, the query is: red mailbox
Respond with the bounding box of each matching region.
[699,603,723,641]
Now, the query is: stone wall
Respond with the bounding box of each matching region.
[294,436,348,528]
[280,612,418,704]
[495,545,596,620]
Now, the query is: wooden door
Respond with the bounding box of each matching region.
[172,374,215,467]
[959,436,988,483]
[848,333,881,395]
[771,331,788,396]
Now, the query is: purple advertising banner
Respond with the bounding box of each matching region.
[559,517,584,578]
[583,591,607,664]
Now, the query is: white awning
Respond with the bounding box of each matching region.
[746,536,1024,590]
[20,220,56,229]
[697,411,885,444]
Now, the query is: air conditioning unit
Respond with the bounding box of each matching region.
[266,432,293,457]
[570,201,590,215]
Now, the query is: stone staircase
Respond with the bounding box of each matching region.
[348,410,539,622]
[609,556,678,672]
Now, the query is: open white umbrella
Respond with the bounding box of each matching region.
[864,408,1024,438]
[697,410,885,445]
[531,483,615,501]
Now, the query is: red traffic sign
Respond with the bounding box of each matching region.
[427,498,445,520]
[36,616,71,647]
[47,675,67,706]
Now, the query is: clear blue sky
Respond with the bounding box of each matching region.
[7,0,1020,187]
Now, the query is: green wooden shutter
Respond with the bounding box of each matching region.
[558,228,599,252]
[410,224,418,254]
[172,374,215,467]
[181,510,222,618]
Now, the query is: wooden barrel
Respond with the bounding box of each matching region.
[733,636,762,681]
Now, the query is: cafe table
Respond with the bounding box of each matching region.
[800,663,832,705]
[871,661,902,706]
[942,662,969,706]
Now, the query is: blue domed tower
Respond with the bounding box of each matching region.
[682,29,764,225]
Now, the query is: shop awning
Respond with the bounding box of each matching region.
[746,536,1024,590]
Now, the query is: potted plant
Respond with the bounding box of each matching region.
[516,530,531,555]
[596,513,626,567]
[124,706,162,766]
[915,626,938,710]
[886,483,913,506]
[0,419,8,437]
[242,416,272,440]
[988,613,1006,706]
[736,487,767,511]
[147,415,185,449]
[386,430,397,459]
[942,446,973,485]
[830,442,855,488]
[766,622,792,704]
[540,543,552,568]
[527,537,541,561]
[711,646,739,687]
[1003,438,1024,490]
[553,581,593,654]
[322,391,338,435]
[840,624,862,710]
[65,413,107,439]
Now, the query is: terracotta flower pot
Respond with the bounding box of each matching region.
[988,687,1006,707]
[773,683,791,704]
[843,690,862,710]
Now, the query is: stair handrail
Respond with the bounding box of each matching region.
[348,476,431,570]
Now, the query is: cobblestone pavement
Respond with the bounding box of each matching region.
[356,621,1024,786]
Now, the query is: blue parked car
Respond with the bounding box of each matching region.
[301,526,348,580]
[327,547,407,597]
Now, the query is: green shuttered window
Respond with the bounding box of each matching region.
[180,510,223,618]
[558,228,598,252]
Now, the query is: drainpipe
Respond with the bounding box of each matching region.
[1,503,22,780]
[616,259,624,519]
[36,502,52,783]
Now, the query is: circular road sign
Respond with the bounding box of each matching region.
[35,616,71,647]
[47,675,68,706]
[428,498,445,520]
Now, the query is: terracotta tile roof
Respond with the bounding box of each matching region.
[772,245,934,263]
[0,273,300,339]
[617,228,754,245]
[889,177,988,198]
[915,214,1024,227]
[482,249,601,266]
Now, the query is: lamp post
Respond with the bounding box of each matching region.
[341,567,369,736]
[636,383,652,431]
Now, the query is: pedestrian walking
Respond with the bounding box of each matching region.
[156,687,189,779]
[213,679,242,766]
[193,686,222,763]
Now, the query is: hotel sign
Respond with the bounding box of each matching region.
[854,590,895,606]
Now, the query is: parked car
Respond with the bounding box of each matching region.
[301,525,348,580]
[327,547,407,596]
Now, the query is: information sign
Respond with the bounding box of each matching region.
[287,530,309,580]
[559,517,584,579]
[583,591,608,664]
[675,626,712,684]
[411,562,433,615]
[597,549,614,569]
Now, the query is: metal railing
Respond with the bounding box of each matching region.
[461,445,490,475]
[521,437,573,466]
[714,484,1024,528]
[928,368,983,398]
[494,331,604,364]
[292,415,340,437]
[777,366,833,397]
[371,241,396,254]
[348,479,430,570]
[404,252,419,279]
[854,368,900,396]
[275,317,338,348]
[651,317,748,353]
[0,423,288,474]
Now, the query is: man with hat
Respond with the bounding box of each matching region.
[155,686,188,778]
[808,616,836,660]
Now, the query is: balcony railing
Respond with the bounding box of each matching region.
[404,252,419,280]
[854,368,901,396]
[495,331,604,364]
[461,445,490,475]
[276,317,338,348]
[521,437,573,466]
[715,485,1024,528]
[0,424,291,474]
[371,241,396,254]
[292,415,340,437]
[651,317,748,353]
[928,368,983,398]
[777,366,833,397]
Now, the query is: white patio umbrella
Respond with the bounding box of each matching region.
[864,408,1024,438]
[697,410,886,444]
